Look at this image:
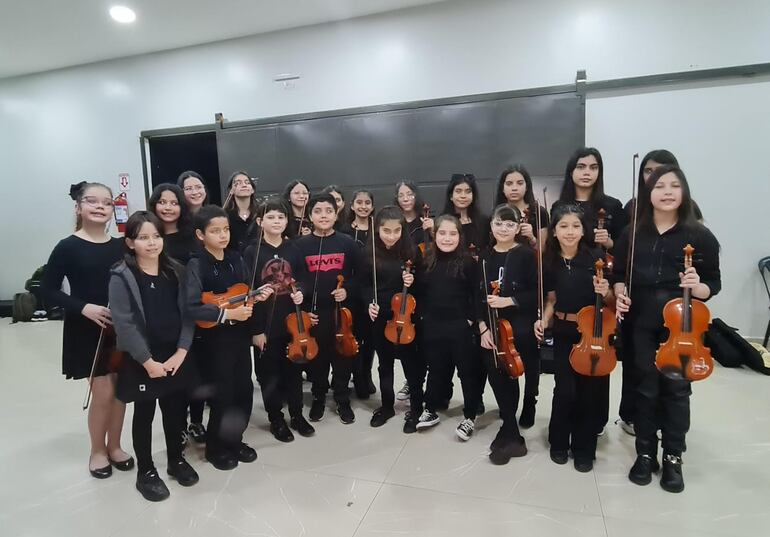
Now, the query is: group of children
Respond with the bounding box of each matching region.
[41,147,720,502]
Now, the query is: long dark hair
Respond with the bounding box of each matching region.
[637,165,700,231]
[148,183,190,231]
[558,147,605,205]
[223,171,259,217]
[321,185,348,224]
[393,180,425,217]
[365,205,415,263]
[348,189,374,223]
[443,173,483,221]
[637,150,679,195]
[282,180,310,209]
[543,203,590,269]
[122,211,182,280]
[70,181,113,231]
[176,170,209,206]
[495,164,536,208]
[423,214,467,277]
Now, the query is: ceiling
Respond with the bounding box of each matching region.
[0,0,447,79]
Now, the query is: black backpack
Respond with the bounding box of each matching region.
[705,318,769,375]
[12,293,36,323]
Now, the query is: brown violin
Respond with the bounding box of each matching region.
[417,203,433,254]
[82,321,124,410]
[570,258,617,376]
[334,275,359,357]
[597,208,615,272]
[197,283,270,328]
[655,245,714,381]
[285,279,319,363]
[385,260,416,345]
[488,280,525,378]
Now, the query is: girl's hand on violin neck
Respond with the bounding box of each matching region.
[290,290,303,305]
[402,271,414,287]
[593,276,610,297]
[487,295,512,309]
[679,266,700,289]
[229,304,253,322]
[519,222,535,241]
[421,217,434,232]
[331,287,347,302]
[534,320,544,341]
[163,350,187,376]
[143,358,167,379]
[615,292,631,314]
[255,286,274,302]
[252,334,266,351]
[368,302,380,321]
[480,328,496,350]
[593,228,611,247]
[300,226,312,236]
[82,304,112,328]
[309,312,319,326]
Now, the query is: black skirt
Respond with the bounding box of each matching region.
[62,315,113,380]
[116,343,198,403]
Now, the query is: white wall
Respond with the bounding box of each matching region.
[1,0,768,335]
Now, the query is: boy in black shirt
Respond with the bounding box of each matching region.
[294,194,361,424]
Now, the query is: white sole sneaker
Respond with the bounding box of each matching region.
[416,417,439,429]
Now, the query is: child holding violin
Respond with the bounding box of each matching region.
[109,211,199,502]
[185,205,274,471]
[244,197,315,443]
[294,193,361,424]
[477,205,539,464]
[361,206,426,431]
[614,165,720,493]
[534,203,614,472]
[494,164,549,247]
[416,215,481,441]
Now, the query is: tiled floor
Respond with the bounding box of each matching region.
[1,319,768,537]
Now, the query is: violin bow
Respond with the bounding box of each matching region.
[622,153,641,316]
[481,259,499,368]
[82,304,110,410]
[536,189,546,343]
[310,230,325,315]
[371,216,378,306]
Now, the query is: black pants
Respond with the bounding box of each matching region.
[371,317,425,412]
[204,327,254,457]
[188,337,210,425]
[352,305,376,390]
[617,321,637,423]
[310,309,353,403]
[423,320,480,419]
[514,318,541,405]
[632,323,691,457]
[548,319,607,460]
[257,335,304,422]
[133,392,187,474]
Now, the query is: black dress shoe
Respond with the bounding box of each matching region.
[309,399,325,422]
[550,449,569,465]
[270,419,295,443]
[628,454,660,486]
[167,458,199,487]
[337,402,355,424]
[403,415,418,434]
[574,457,594,473]
[660,454,684,493]
[109,456,135,471]
[290,415,316,437]
[136,469,170,502]
[90,464,112,479]
[207,451,238,471]
[489,437,527,465]
[518,399,536,429]
[237,442,258,463]
[370,407,395,427]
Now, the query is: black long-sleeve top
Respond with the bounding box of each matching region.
[405,217,426,248]
[418,251,477,325]
[339,222,371,249]
[612,222,721,327]
[294,231,360,312]
[461,216,490,253]
[227,211,260,254]
[476,245,538,325]
[359,244,422,321]
[184,248,248,325]
[243,238,306,338]
[544,246,606,315]
[552,195,627,251]
[164,226,199,266]
[516,204,550,246]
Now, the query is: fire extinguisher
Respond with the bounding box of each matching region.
[114,192,129,233]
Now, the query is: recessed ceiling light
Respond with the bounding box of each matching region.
[109,6,136,24]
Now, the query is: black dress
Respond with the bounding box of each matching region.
[41,235,123,379]
[164,227,198,266]
[116,271,196,403]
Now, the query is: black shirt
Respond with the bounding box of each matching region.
[164,227,198,266]
[294,231,360,312]
[136,270,182,353]
[227,210,259,253]
[552,195,627,251]
[544,247,605,314]
[477,245,538,323]
[516,204,550,246]
[359,243,422,320]
[419,251,477,324]
[339,222,371,249]
[185,248,247,324]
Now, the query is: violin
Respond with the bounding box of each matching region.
[417,203,433,254]
[597,208,615,272]
[468,243,478,262]
[196,283,271,328]
[334,275,359,358]
[488,279,525,378]
[285,279,319,363]
[569,258,617,376]
[655,244,714,381]
[83,309,124,410]
[384,260,416,345]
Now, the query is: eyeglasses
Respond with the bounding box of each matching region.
[81,197,114,207]
[156,200,179,207]
[492,220,517,230]
[397,193,415,200]
[184,185,205,192]
[232,179,252,187]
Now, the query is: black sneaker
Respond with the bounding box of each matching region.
[476,402,486,415]
[270,419,295,443]
[206,451,238,471]
[290,415,316,437]
[489,436,527,465]
[370,407,395,427]
[337,402,355,424]
[136,469,170,502]
[416,409,440,429]
[167,458,199,487]
[660,454,684,493]
[237,443,258,463]
[309,399,325,422]
[403,413,419,434]
[574,457,594,473]
[518,399,536,429]
[396,382,410,401]
[550,449,569,465]
[628,454,660,486]
[188,422,207,444]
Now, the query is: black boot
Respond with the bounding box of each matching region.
[628,454,660,486]
[660,454,684,493]
[519,397,536,429]
[270,418,295,443]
